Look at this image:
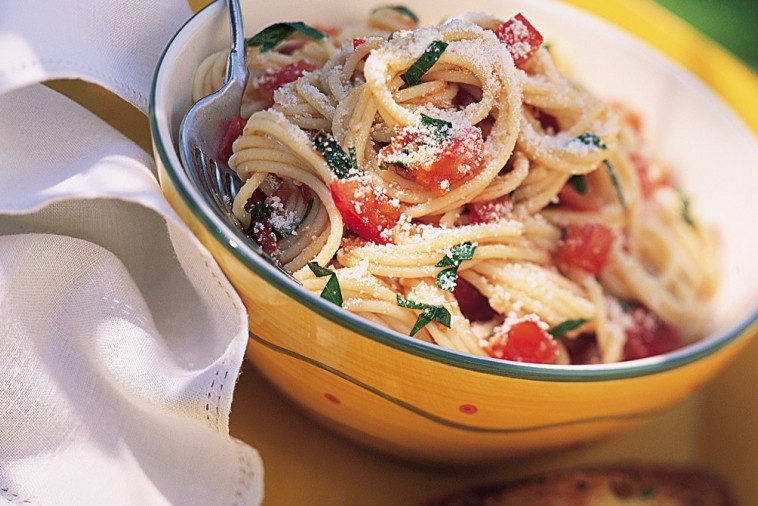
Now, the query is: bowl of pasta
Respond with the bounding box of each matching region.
[151,0,758,462]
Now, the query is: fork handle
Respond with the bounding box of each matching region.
[226,0,248,87]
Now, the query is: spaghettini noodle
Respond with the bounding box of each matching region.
[191,7,718,364]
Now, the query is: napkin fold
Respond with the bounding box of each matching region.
[1,1,263,505]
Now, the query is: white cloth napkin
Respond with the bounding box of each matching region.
[0,1,264,505]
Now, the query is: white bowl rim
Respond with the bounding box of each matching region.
[149,0,758,383]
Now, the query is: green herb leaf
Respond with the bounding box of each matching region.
[618,299,636,313]
[435,269,458,291]
[248,201,272,220]
[575,132,607,149]
[435,242,476,268]
[296,197,315,231]
[679,190,696,227]
[568,174,587,195]
[400,40,448,86]
[348,146,359,172]
[397,295,452,336]
[247,22,326,52]
[434,242,476,291]
[420,113,452,143]
[550,318,588,337]
[640,486,657,498]
[379,5,419,23]
[603,160,627,209]
[307,261,332,277]
[313,131,352,179]
[308,261,343,306]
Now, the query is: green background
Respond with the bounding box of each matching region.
[654,0,757,69]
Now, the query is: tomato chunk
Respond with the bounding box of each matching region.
[218,115,246,164]
[489,319,559,364]
[330,177,401,244]
[494,13,544,67]
[252,60,318,104]
[468,195,513,224]
[379,124,485,191]
[244,189,279,255]
[453,277,496,322]
[623,305,683,361]
[555,223,614,276]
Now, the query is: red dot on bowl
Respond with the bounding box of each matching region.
[459,404,478,415]
[324,393,341,405]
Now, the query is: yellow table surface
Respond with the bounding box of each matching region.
[49,0,758,503]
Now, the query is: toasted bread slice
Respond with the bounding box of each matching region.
[423,464,733,505]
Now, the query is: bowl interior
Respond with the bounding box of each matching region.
[151,0,758,376]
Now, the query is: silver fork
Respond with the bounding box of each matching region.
[179,0,296,280]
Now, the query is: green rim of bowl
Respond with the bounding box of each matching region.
[149,1,758,383]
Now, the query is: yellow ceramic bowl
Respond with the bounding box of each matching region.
[150,0,758,463]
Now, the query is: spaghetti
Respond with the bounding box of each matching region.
[191,7,718,365]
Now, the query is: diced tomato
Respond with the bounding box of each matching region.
[468,195,513,224]
[623,305,683,361]
[252,60,318,104]
[379,125,485,191]
[611,101,644,138]
[557,180,601,212]
[555,223,614,276]
[453,277,496,322]
[243,180,313,254]
[352,38,371,61]
[218,115,246,164]
[630,152,654,199]
[329,177,401,244]
[629,152,674,200]
[489,319,559,364]
[244,190,279,255]
[494,13,544,67]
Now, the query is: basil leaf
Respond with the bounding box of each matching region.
[320,274,344,307]
[307,261,333,277]
[550,318,588,337]
[574,133,623,206]
[248,201,271,219]
[568,174,587,195]
[379,5,419,23]
[435,242,475,268]
[296,197,315,231]
[420,113,452,143]
[618,299,636,313]
[400,40,448,86]
[436,269,458,291]
[434,242,476,291]
[575,132,607,149]
[396,295,452,336]
[679,191,696,227]
[308,261,343,306]
[348,146,359,172]
[247,22,326,52]
[603,160,626,209]
[640,486,657,499]
[313,131,352,179]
